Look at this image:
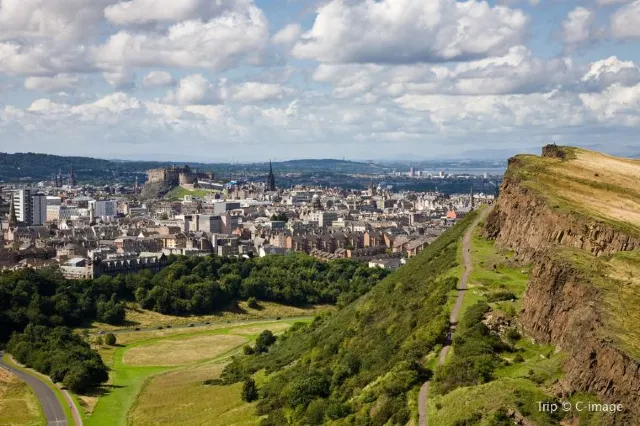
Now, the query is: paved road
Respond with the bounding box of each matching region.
[0,351,68,426]
[418,207,491,426]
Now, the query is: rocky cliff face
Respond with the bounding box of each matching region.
[521,254,640,423]
[484,150,640,423]
[484,173,640,262]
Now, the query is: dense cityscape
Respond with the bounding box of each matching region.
[0,159,500,276]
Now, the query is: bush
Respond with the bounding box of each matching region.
[513,354,525,363]
[255,330,277,354]
[486,291,517,303]
[242,377,259,402]
[243,345,255,355]
[505,328,521,344]
[105,333,117,346]
[247,297,259,309]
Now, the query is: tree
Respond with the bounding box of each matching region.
[242,377,258,402]
[105,333,116,346]
[96,336,104,346]
[254,330,276,353]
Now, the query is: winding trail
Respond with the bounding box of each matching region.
[418,207,491,426]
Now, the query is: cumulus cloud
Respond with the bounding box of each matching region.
[166,74,293,105]
[104,0,252,26]
[610,0,640,39]
[93,8,269,71]
[166,74,221,105]
[292,0,528,64]
[142,71,174,88]
[24,73,82,92]
[0,0,114,43]
[313,46,580,97]
[103,68,136,90]
[562,7,595,49]
[271,24,301,45]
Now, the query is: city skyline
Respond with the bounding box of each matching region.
[1,0,640,161]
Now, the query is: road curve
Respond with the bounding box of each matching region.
[418,207,491,426]
[0,351,68,426]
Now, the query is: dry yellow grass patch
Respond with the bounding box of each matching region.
[229,322,291,336]
[91,301,334,332]
[130,363,261,426]
[123,334,248,366]
[545,149,640,231]
[0,368,43,426]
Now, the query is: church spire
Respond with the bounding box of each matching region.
[267,160,276,192]
[69,166,77,186]
[8,195,17,228]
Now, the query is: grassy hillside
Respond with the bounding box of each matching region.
[218,212,478,424]
[505,145,640,236]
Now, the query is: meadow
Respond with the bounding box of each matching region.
[83,318,307,426]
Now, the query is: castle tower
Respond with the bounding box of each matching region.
[267,160,276,192]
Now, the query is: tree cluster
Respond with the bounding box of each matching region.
[7,324,109,393]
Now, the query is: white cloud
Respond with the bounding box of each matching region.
[271,24,301,45]
[103,68,135,89]
[610,0,640,38]
[93,7,269,71]
[166,75,292,104]
[167,74,221,105]
[142,71,174,88]
[292,0,528,64]
[0,0,113,43]
[563,7,595,49]
[104,0,252,26]
[24,73,82,92]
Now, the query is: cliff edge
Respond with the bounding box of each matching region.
[484,145,640,423]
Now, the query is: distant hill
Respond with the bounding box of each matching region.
[0,153,387,182]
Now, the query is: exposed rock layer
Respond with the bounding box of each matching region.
[484,149,640,424]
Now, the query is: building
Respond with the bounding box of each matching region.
[213,202,240,215]
[89,200,117,219]
[309,211,338,228]
[68,166,77,186]
[31,193,47,226]
[267,161,276,191]
[11,190,46,226]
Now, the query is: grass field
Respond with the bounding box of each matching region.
[129,363,261,426]
[90,301,333,332]
[165,187,217,200]
[123,334,248,367]
[0,368,44,426]
[85,319,307,426]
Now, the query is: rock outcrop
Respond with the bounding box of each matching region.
[484,146,640,424]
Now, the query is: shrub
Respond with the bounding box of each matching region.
[255,330,277,354]
[247,297,259,309]
[486,291,517,303]
[105,333,117,346]
[243,345,255,355]
[242,377,259,402]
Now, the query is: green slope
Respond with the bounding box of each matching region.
[219,212,478,425]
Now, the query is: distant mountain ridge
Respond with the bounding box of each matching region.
[0,152,387,182]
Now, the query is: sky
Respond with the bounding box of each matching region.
[1,0,640,162]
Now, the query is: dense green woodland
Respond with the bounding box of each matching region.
[0,254,386,393]
[220,213,478,425]
[7,325,108,393]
